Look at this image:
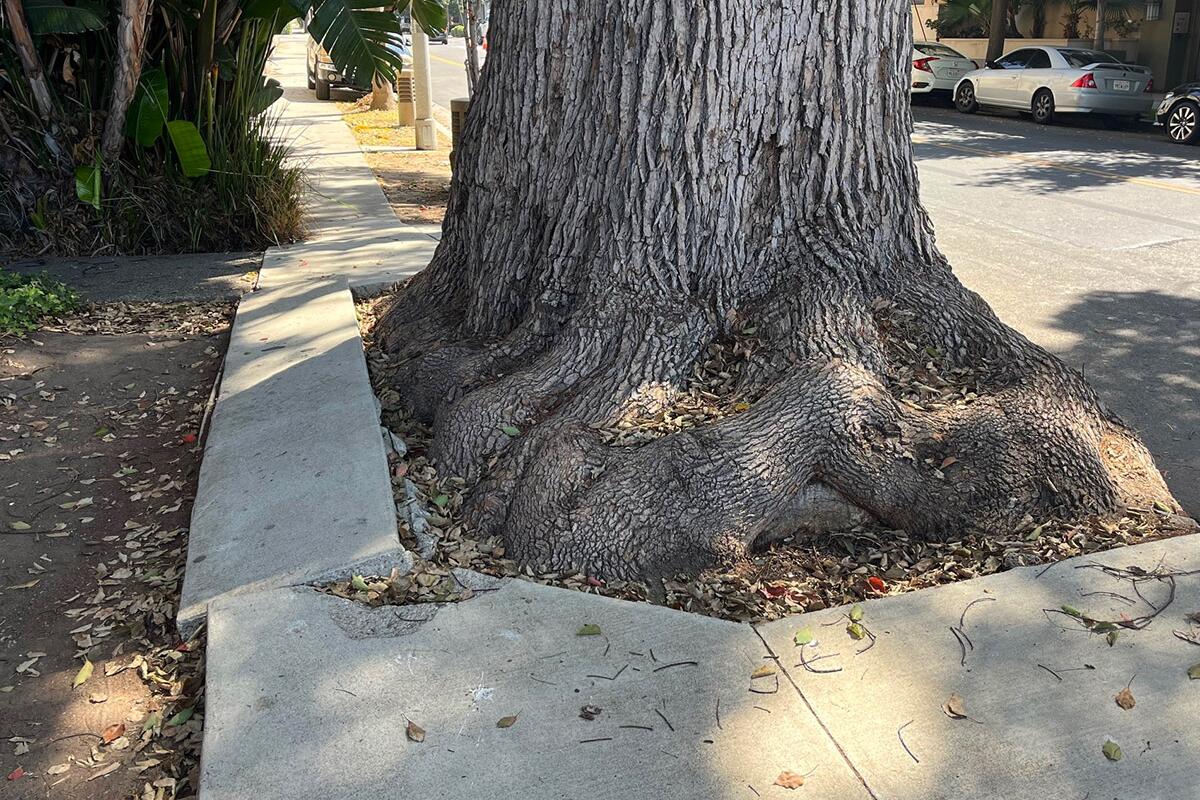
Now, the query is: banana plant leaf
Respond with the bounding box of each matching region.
[24,0,106,35]
[75,162,101,210]
[166,120,212,177]
[126,68,170,147]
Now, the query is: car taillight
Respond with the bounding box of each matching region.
[1071,73,1097,89]
[913,57,938,73]
[1144,78,1154,93]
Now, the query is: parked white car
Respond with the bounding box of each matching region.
[910,42,977,96]
[953,46,1154,125]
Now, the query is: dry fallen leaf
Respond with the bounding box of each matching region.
[1114,688,1135,710]
[87,762,120,781]
[774,770,806,789]
[72,658,94,690]
[942,693,968,720]
[46,763,70,775]
[496,714,519,728]
[406,720,426,742]
[751,665,777,679]
[101,722,126,744]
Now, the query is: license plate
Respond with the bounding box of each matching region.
[943,69,963,78]
[1112,79,1131,91]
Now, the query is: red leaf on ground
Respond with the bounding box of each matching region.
[761,583,789,599]
[586,576,605,587]
[7,768,24,781]
[867,576,886,593]
[180,433,197,444]
[101,722,126,744]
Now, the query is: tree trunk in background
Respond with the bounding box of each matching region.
[3,0,56,122]
[101,0,150,160]
[1093,0,1108,49]
[377,0,1181,580]
[368,75,394,110]
[987,0,1009,61]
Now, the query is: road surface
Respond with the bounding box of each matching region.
[913,100,1200,513]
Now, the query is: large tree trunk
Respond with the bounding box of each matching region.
[376,0,1181,580]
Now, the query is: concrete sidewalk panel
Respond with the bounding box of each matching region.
[177,279,408,635]
[756,535,1200,800]
[202,580,875,800]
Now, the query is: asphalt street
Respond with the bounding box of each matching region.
[913,100,1200,514]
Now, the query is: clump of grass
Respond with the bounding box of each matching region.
[0,271,79,334]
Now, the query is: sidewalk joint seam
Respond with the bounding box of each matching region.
[753,625,881,800]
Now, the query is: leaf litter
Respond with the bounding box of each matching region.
[0,299,229,798]
[355,304,1194,626]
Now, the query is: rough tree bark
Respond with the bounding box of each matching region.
[987,0,1009,61]
[376,0,1182,580]
[3,0,56,121]
[101,0,150,160]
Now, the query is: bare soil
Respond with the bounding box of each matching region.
[0,302,231,799]
[337,104,452,224]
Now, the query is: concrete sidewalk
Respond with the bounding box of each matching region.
[186,34,1200,800]
[178,35,436,635]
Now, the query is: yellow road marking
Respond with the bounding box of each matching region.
[428,52,465,68]
[913,136,1200,196]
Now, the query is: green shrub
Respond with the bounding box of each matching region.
[450,24,465,37]
[0,271,79,334]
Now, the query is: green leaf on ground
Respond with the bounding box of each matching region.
[351,574,370,592]
[1107,630,1120,647]
[576,623,601,636]
[500,425,520,437]
[432,494,449,508]
[72,659,93,689]
[1188,663,1200,680]
[496,714,519,728]
[793,627,813,646]
[1102,739,1123,761]
[1061,604,1083,618]
[848,604,864,622]
[9,521,31,531]
[166,707,194,727]
[846,622,865,640]
[142,711,161,732]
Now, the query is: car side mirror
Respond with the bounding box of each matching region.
[985,60,1000,69]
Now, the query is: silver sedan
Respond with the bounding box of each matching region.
[953,46,1154,125]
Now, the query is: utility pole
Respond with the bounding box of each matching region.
[986,0,1009,63]
[1093,0,1108,50]
[411,21,438,150]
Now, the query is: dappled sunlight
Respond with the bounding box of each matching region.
[758,535,1200,798]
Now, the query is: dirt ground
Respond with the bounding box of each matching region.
[337,104,452,223]
[1,303,231,799]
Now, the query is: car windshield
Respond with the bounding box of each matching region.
[1057,49,1120,67]
[915,43,966,59]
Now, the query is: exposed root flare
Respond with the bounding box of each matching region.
[374,286,1180,582]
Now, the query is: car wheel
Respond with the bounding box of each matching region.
[954,82,978,114]
[1031,89,1055,125]
[315,75,331,101]
[1166,100,1200,145]
[307,59,316,90]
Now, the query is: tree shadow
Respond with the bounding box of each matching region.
[912,109,1200,195]
[1049,289,1200,515]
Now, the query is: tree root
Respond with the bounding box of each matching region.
[376,284,1182,581]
